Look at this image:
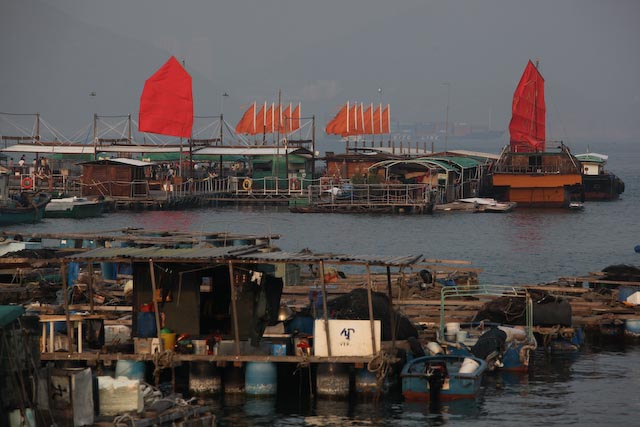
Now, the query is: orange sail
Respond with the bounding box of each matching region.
[139,56,193,138]
[291,103,301,131]
[381,104,390,134]
[282,104,292,133]
[509,60,546,152]
[255,102,267,135]
[363,104,374,134]
[264,103,275,134]
[373,104,382,134]
[325,102,348,135]
[235,102,256,134]
[342,104,359,136]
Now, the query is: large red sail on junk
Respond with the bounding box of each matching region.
[139,56,193,138]
[509,60,546,153]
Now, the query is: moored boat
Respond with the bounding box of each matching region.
[401,354,487,401]
[575,152,625,201]
[0,191,52,225]
[491,61,583,208]
[44,196,106,219]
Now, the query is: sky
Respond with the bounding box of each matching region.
[1,0,639,147]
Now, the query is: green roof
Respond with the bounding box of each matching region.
[0,305,25,328]
[427,156,482,169]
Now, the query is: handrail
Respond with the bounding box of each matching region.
[439,284,533,341]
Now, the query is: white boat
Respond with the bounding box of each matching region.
[458,197,517,213]
[44,196,105,219]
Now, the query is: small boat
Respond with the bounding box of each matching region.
[401,354,487,401]
[44,196,105,219]
[0,191,52,225]
[438,285,539,372]
[575,152,625,201]
[458,197,517,213]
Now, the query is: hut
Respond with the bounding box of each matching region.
[79,158,154,198]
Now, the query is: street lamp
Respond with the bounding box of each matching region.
[220,92,229,145]
[442,82,450,153]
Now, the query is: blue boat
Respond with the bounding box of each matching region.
[401,354,487,401]
[0,191,52,225]
[438,285,538,372]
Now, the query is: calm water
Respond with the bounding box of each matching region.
[4,141,639,425]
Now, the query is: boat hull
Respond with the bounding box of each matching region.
[582,174,624,201]
[44,199,105,219]
[0,192,51,225]
[401,355,486,401]
[492,173,582,208]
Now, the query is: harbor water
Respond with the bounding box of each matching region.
[4,141,639,425]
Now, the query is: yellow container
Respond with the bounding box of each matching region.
[160,332,176,351]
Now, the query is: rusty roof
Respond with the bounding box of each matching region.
[65,246,422,266]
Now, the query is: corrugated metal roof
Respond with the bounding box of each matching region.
[81,158,154,167]
[66,246,422,266]
[194,147,311,157]
[66,245,259,262]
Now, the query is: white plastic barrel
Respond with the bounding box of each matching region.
[459,357,480,374]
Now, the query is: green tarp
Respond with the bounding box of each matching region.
[0,305,25,328]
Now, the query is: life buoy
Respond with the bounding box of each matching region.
[320,177,331,192]
[290,177,300,190]
[21,176,33,189]
[242,178,252,191]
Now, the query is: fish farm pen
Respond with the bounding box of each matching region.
[1,228,639,424]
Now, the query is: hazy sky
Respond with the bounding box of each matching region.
[1,0,639,145]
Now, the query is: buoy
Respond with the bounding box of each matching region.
[21,176,33,189]
[245,362,277,395]
[242,178,252,191]
[634,245,640,253]
[189,361,222,396]
[290,177,300,190]
[316,363,350,398]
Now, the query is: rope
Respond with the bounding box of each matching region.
[152,350,175,385]
[367,350,394,402]
[112,413,136,427]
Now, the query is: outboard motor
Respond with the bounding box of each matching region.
[426,363,447,401]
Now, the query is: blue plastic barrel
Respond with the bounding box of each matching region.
[245,362,277,395]
[101,262,117,280]
[115,360,146,381]
[137,312,157,338]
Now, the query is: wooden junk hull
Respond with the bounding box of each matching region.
[492,172,582,208]
[491,150,583,208]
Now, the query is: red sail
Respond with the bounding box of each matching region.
[139,56,193,138]
[235,102,256,134]
[509,60,546,152]
[282,104,292,133]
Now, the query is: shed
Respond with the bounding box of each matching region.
[80,158,154,198]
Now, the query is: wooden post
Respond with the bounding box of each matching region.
[366,265,377,354]
[228,260,241,355]
[148,259,162,344]
[61,262,74,353]
[88,263,95,314]
[319,260,331,357]
[386,266,397,350]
